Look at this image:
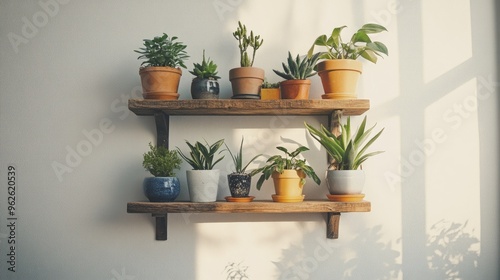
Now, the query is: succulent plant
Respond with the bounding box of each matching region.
[189,50,220,80]
[135,33,189,68]
[232,21,263,67]
[273,52,320,80]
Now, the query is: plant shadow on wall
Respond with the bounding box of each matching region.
[426,220,479,280]
[273,224,401,280]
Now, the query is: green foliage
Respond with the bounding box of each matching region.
[251,146,321,190]
[225,137,262,174]
[142,143,182,177]
[307,23,388,64]
[176,139,225,170]
[305,116,384,170]
[262,80,280,88]
[232,21,263,67]
[135,33,189,68]
[189,49,220,79]
[273,52,320,80]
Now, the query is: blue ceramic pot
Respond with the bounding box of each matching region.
[143,177,180,202]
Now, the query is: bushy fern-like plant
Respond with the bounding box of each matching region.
[135,33,189,68]
[142,143,182,177]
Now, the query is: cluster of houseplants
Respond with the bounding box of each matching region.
[136,22,387,203]
[134,22,388,100]
[140,115,383,203]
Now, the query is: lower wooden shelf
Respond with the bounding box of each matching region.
[127,200,371,240]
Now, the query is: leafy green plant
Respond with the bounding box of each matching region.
[232,21,263,67]
[305,116,384,170]
[142,143,182,177]
[307,23,388,64]
[251,146,321,190]
[189,49,220,80]
[273,52,320,80]
[135,33,189,68]
[225,137,262,175]
[262,80,279,89]
[176,139,225,170]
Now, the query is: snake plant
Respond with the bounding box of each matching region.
[305,116,384,170]
[176,139,225,170]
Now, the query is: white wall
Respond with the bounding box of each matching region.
[0,0,498,279]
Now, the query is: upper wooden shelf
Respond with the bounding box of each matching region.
[128,99,370,116]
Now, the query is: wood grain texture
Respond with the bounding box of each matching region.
[127,200,371,214]
[128,99,370,116]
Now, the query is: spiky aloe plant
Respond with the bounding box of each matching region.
[189,49,220,80]
[232,21,263,67]
[225,137,262,175]
[305,116,384,170]
[176,139,225,170]
[273,52,320,80]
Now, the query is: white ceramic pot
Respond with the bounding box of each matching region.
[326,170,365,194]
[186,170,220,202]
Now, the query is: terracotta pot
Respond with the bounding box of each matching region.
[139,66,182,100]
[271,170,305,202]
[260,88,280,100]
[317,60,362,99]
[280,79,311,99]
[229,67,265,98]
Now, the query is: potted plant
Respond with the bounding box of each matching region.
[304,116,384,201]
[142,143,183,202]
[224,137,262,202]
[189,50,221,99]
[135,33,189,100]
[307,23,388,99]
[251,146,321,202]
[273,52,320,100]
[229,21,264,99]
[176,139,225,202]
[260,80,280,100]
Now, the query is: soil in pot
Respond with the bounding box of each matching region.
[317,60,362,99]
[280,79,311,99]
[191,77,220,99]
[229,67,265,99]
[139,66,182,100]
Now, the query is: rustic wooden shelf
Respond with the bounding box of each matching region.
[128,98,370,116]
[127,98,372,241]
[127,200,371,240]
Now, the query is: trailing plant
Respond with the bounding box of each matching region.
[304,116,384,170]
[135,33,189,68]
[142,143,182,177]
[225,137,262,175]
[232,21,263,67]
[189,49,220,80]
[251,146,321,190]
[262,80,279,89]
[307,23,388,64]
[273,52,320,80]
[176,139,225,170]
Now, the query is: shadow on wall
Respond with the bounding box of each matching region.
[426,220,479,280]
[271,220,479,280]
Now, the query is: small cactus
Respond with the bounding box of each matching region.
[232,21,263,67]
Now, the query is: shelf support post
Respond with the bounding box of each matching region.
[153,214,168,240]
[154,112,170,148]
[327,110,343,166]
[326,212,341,239]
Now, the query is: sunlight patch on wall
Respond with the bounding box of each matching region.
[424,78,480,264]
[421,0,472,84]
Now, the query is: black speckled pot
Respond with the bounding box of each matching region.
[227,173,251,197]
[191,77,220,99]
